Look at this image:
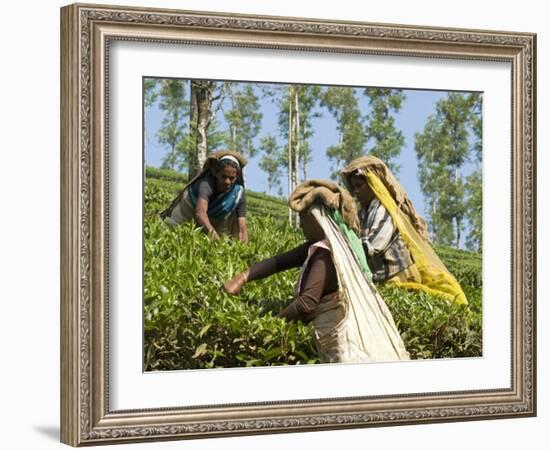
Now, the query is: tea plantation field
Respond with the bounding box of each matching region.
[144,167,482,371]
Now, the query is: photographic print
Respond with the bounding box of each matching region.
[143,78,483,371]
[61,4,535,445]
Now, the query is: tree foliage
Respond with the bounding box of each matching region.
[415,93,481,248]
[464,93,483,251]
[258,134,285,196]
[465,170,482,251]
[144,78,159,107]
[363,88,406,173]
[157,79,188,172]
[320,87,366,179]
[224,83,262,158]
[273,84,322,223]
[147,79,483,252]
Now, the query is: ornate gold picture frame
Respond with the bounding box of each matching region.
[60,3,536,446]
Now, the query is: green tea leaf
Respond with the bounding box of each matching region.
[192,343,208,359]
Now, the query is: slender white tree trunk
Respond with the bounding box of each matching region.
[287,89,293,224]
[189,84,198,176]
[294,90,301,227]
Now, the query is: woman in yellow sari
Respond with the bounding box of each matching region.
[341,156,467,305]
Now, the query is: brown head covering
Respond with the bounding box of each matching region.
[288,179,360,234]
[159,150,248,220]
[197,150,248,187]
[341,155,430,241]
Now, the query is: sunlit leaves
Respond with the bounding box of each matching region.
[144,171,482,371]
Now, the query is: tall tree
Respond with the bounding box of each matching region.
[157,79,188,172]
[415,124,456,244]
[469,93,482,162]
[258,134,284,195]
[465,169,482,251]
[143,78,160,158]
[144,78,159,107]
[273,84,321,224]
[464,93,483,252]
[296,86,321,181]
[363,88,405,173]
[188,80,227,177]
[320,87,366,179]
[415,93,477,248]
[224,83,262,158]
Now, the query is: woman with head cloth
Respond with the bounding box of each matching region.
[160,150,249,243]
[223,180,409,364]
[341,155,467,305]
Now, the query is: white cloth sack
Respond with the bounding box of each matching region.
[309,206,410,363]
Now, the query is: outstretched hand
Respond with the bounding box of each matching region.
[223,271,248,296]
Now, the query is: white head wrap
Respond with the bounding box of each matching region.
[219,155,240,168]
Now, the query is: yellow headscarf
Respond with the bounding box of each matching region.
[341,156,468,305]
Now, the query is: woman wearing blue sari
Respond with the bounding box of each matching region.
[160,150,249,242]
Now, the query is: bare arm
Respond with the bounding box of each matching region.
[223,242,311,295]
[237,217,249,243]
[195,197,220,240]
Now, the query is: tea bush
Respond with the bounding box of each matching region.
[144,169,483,370]
[144,215,319,370]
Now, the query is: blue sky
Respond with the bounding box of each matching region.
[144,81,478,229]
